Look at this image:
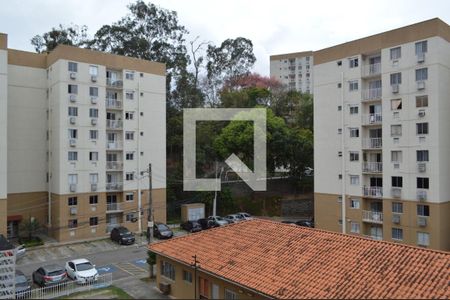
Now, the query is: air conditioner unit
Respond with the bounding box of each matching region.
[91,75,97,82]
[91,184,97,191]
[70,72,77,80]
[417,52,425,63]
[417,216,427,227]
[392,214,401,224]
[391,187,401,198]
[91,97,98,104]
[91,118,98,125]
[418,110,426,118]
[391,84,399,94]
[417,190,427,201]
[69,117,76,124]
[69,139,76,147]
[70,206,77,215]
[69,184,77,193]
[159,283,171,295]
[69,94,77,102]
[417,81,425,90]
[418,162,426,173]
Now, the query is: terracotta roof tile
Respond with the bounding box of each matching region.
[149,219,450,299]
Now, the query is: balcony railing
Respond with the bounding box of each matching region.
[106,202,122,212]
[363,234,383,241]
[362,63,381,77]
[363,186,383,198]
[105,99,122,109]
[106,78,123,88]
[105,182,123,191]
[362,210,383,223]
[361,113,382,125]
[362,88,382,101]
[106,161,123,170]
[362,138,382,149]
[106,120,123,130]
[362,162,383,173]
[106,141,123,150]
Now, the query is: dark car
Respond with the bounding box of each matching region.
[295,220,314,228]
[110,226,135,245]
[153,223,173,239]
[197,218,217,230]
[32,264,67,287]
[181,221,202,233]
[15,270,31,299]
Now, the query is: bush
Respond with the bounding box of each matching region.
[19,236,43,248]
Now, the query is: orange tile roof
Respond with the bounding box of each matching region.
[150,219,450,299]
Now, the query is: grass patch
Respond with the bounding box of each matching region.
[19,236,44,248]
[58,286,132,299]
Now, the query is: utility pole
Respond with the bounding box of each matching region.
[191,255,199,299]
[147,163,154,243]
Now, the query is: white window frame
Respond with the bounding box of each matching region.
[392,228,403,240]
[349,80,358,91]
[126,152,134,160]
[350,222,360,233]
[126,172,134,181]
[89,87,99,97]
[417,232,429,246]
[68,107,78,117]
[349,128,359,138]
[349,152,359,161]
[350,199,360,209]
[89,65,98,76]
[391,150,402,163]
[126,193,134,202]
[125,131,135,140]
[89,108,99,118]
[68,129,77,139]
[349,175,359,185]
[89,173,99,184]
[90,130,98,140]
[68,174,78,185]
[68,151,78,161]
[125,71,135,80]
[125,111,135,120]
[68,62,78,72]
[89,151,99,162]
[349,105,359,115]
[390,47,401,60]
[126,91,134,100]
[349,57,359,68]
[391,125,402,137]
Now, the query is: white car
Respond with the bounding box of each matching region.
[65,258,98,284]
[237,212,253,220]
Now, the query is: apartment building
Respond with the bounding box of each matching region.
[314,18,450,251]
[269,51,313,93]
[0,33,167,242]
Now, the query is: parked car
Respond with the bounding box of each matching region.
[304,167,314,176]
[236,212,253,220]
[32,264,67,287]
[65,258,98,284]
[207,216,229,226]
[295,220,314,228]
[181,221,202,233]
[224,214,245,223]
[110,226,135,245]
[15,244,26,260]
[197,218,217,230]
[153,223,173,239]
[15,270,31,298]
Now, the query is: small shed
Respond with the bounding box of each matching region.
[181,203,205,222]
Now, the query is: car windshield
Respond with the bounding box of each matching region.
[76,262,93,271]
[15,275,28,284]
[158,224,169,231]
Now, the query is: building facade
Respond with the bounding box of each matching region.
[269,51,313,93]
[0,33,167,242]
[314,18,450,251]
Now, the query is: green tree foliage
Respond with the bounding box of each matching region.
[31,24,89,53]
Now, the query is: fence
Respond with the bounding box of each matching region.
[17,273,112,299]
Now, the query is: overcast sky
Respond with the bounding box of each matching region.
[1,0,449,75]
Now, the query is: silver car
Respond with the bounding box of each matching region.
[208,216,229,226]
[224,214,245,223]
[236,212,253,220]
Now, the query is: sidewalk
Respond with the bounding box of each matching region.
[113,276,170,299]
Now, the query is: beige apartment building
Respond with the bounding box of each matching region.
[0,33,167,242]
[314,18,450,251]
[270,51,313,92]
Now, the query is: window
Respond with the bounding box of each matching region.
[350,175,359,185]
[125,112,134,120]
[89,195,98,205]
[126,152,134,160]
[392,202,403,213]
[417,150,429,162]
[182,270,192,283]
[68,151,78,161]
[140,112,144,117]
[125,132,135,140]
[337,128,342,134]
[349,128,359,138]
[68,129,77,139]
[68,107,78,116]
[68,174,78,185]
[350,199,360,209]
[391,125,402,137]
[415,41,428,55]
[89,65,98,76]
[417,232,429,246]
[417,177,429,189]
[350,222,360,233]
[89,87,98,97]
[417,204,430,216]
[68,84,78,94]
[337,83,342,88]
[416,95,428,108]
[349,58,359,68]
[416,68,428,81]
[90,130,98,140]
[349,152,359,161]
[416,123,428,135]
[126,213,136,222]
[391,99,402,110]
[89,108,98,118]
[390,47,401,60]
[90,217,98,226]
[349,80,358,91]
[349,106,359,114]
[160,261,175,280]
[337,60,342,66]
[338,174,342,180]
[390,73,402,85]
[392,228,403,240]
[68,219,78,229]
[68,62,78,72]
[391,151,402,163]
[89,152,99,161]
[337,106,342,111]
[126,172,134,181]
[224,289,238,300]
[90,173,98,184]
[126,193,134,202]
[68,197,77,206]
[125,71,135,80]
[392,176,403,188]
[126,91,134,100]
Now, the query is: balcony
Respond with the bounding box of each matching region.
[361,113,382,126]
[362,138,382,149]
[106,161,123,171]
[106,141,123,150]
[105,99,122,109]
[106,78,123,88]
[106,120,123,130]
[106,202,122,212]
[363,186,383,198]
[362,88,382,101]
[105,182,123,191]
[362,162,382,173]
[362,210,383,224]
[362,63,381,78]
[363,234,383,241]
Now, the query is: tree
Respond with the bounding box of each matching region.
[147,250,157,278]
[31,24,89,53]
[20,218,41,240]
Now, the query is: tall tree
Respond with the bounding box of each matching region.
[31,24,89,53]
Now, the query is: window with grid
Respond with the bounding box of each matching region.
[349,152,359,161]
[416,95,428,108]
[417,204,430,216]
[415,68,428,81]
[350,175,359,185]
[392,228,403,240]
[68,62,78,72]
[391,125,402,137]
[160,261,175,280]
[90,217,98,226]
[89,108,98,118]
[89,195,98,205]
[68,84,78,94]
[350,199,360,209]
[392,202,403,213]
[89,87,98,97]
[68,197,77,206]
[392,176,403,188]
[68,129,77,139]
[415,41,428,55]
[68,107,78,116]
[68,219,78,229]
[349,106,359,114]
[390,47,401,60]
[416,123,428,135]
[89,152,99,161]
[126,173,134,181]
[349,128,359,138]
[390,73,402,85]
[126,193,134,201]
[417,177,429,189]
[391,151,402,163]
[391,99,402,110]
[89,65,98,76]
[349,80,358,91]
[350,222,360,233]
[224,289,238,300]
[126,132,135,140]
[349,58,358,68]
[68,151,78,161]
[90,130,98,140]
[417,150,429,162]
[417,232,429,246]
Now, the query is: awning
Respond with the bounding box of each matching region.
[7,215,22,222]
